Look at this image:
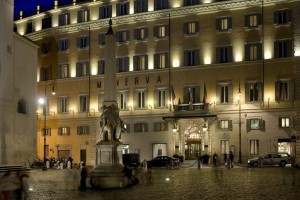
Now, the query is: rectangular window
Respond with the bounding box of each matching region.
[217,83,233,104]
[134,27,148,41]
[79,95,89,112]
[154,0,168,10]
[216,17,232,31]
[154,25,168,38]
[246,82,262,102]
[134,90,148,109]
[221,140,230,155]
[219,120,231,129]
[154,122,168,132]
[41,128,51,136]
[133,55,148,71]
[98,33,105,45]
[250,119,260,129]
[76,61,89,77]
[134,0,148,13]
[57,97,69,113]
[216,46,232,63]
[58,127,70,136]
[58,63,69,79]
[184,0,199,6]
[77,9,89,23]
[116,30,129,43]
[274,40,292,58]
[245,43,262,61]
[26,21,33,34]
[118,92,128,110]
[58,39,69,51]
[42,16,52,29]
[247,118,264,131]
[99,5,112,19]
[59,13,70,26]
[183,86,200,104]
[116,57,129,72]
[77,126,90,135]
[134,123,148,132]
[40,66,52,81]
[98,94,104,111]
[117,2,129,16]
[275,80,293,101]
[41,42,51,55]
[274,9,291,24]
[245,14,261,28]
[77,36,89,48]
[250,140,259,155]
[184,50,199,66]
[279,117,291,128]
[184,21,199,35]
[98,60,105,75]
[154,53,169,69]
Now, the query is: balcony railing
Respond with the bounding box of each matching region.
[173,103,210,112]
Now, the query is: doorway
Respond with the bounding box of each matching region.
[185,142,201,160]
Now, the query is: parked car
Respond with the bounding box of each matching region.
[248,152,291,167]
[147,156,180,169]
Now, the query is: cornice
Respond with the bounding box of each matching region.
[24,0,291,41]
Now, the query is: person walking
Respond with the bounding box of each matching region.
[229,151,234,168]
[79,163,87,191]
[213,153,218,167]
[224,153,228,168]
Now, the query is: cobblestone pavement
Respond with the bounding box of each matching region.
[25,165,300,200]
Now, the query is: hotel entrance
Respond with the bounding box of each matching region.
[184,125,202,160]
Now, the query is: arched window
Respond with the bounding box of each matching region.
[17,99,27,114]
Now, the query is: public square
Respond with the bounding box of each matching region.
[25,165,300,200]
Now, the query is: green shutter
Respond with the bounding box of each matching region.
[289,80,294,101]
[275,81,280,101]
[245,82,250,102]
[228,84,233,103]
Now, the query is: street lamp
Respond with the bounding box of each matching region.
[39,81,55,170]
[238,82,242,163]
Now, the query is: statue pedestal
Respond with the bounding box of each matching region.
[90,141,137,189]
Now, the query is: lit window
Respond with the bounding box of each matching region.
[58,64,69,79]
[57,97,69,113]
[78,10,89,23]
[118,92,128,110]
[154,122,168,132]
[134,90,147,109]
[76,61,89,77]
[116,57,129,72]
[216,17,232,31]
[41,128,51,136]
[134,123,148,132]
[217,83,233,103]
[79,95,89,112]
[221,140,230,155]
[154,25,168,38]
[250,140,259,155]
[134,28,147,40]
[117,30,129,43]
[40,66,52,81]
[246,82,262,102]
[275,80,293,101]
[59,13,70,26]
[77,36,89,48]
[58,127,70,135]
[77,126,89,135]
[133,55,148,71]
[154,53,169,69]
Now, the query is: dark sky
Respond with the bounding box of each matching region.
[14,0,73,20]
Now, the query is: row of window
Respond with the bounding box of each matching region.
[41,80,293,116]
[221,139,260,155]
[41,121,168,136]
[40,39,292,82]
[25,0,291,34]
[217,116,293,132]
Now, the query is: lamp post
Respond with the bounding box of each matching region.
[39,81,55,170]
[238,82,242,163]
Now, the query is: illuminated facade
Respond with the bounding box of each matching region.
[14,0,300,166]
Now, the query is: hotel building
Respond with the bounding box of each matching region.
[14,0,300,166]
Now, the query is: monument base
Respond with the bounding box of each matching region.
[90,142,138,189]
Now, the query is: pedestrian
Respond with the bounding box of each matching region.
[224,153,228,168]
[229,151,234,168]
[213,153,218,167]
[68,155,73,169]
[79,162,87,190]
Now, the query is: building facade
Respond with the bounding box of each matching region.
[14,0,300,166]
[0,0,38,166]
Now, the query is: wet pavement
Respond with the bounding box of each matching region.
[24,164,300,200]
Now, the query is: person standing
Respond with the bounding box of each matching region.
[79,163,87,190]
[224,153,228,168]
[213,153,218,167]
[229,151,234,168]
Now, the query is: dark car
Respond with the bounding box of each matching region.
[147,156,180,169]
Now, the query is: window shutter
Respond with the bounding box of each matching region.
[144,28,148,38]
[228,120,233,130]
[153,26,158,38]
[154,54,158,69]
[290,117,294,127]
[228,17,232,29]
[257,13,262,26]
[133,56,138,71]
[145,55,148,70]
[216,121,221,130]
[98,60,105,75]
[144,123,148,132]
[87,61,90,75]
[195,86,200,103]
[133,91,138,109]
[77,37,81,48]
[259,119,264,130]
[116,58,120,73]
[76,63,80,77]
[183,87,189,104]
[183,22,188,34]
[287,40,292,57]
[58,127,62,135]
[78,11,82,22]
[228,46,233,62]
[245,14,250,27]
[257,43,262,60]
[165,25,169,36]
[216,47,220,63]
[116,3,120,16]
[245,44,250,61]
[245,82,250,102]
[144,90,148,107]
[274,11,278,24]
[246,119,251,132]
[99,34,105,45]
[274,41,279,58]
[275,81,280,101]
[184,51,188,66]
[59,14,63,26]
[153,89,158,108]
[216,18,220,31]
[125,57,129,72]
[278,118,282,128]
[228,84,233,103]
[109,5,112,18]
[126,30,130,41]
[257,82,262,101]
[126,2,129,14]
[165,53,169,68]
[134,0,137,13]
[117,92,121,107]
[289,80,294,101]
[134,28,138,40]
[216,85,221,103]
[87,37,90,47]
[287,9,292,23]
[195,49,200,65]
[195,21,199,33]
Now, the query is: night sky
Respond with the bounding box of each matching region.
[14,0,74,20]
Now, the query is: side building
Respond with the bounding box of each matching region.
[0,0,38,166]
[14,0,300,166]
